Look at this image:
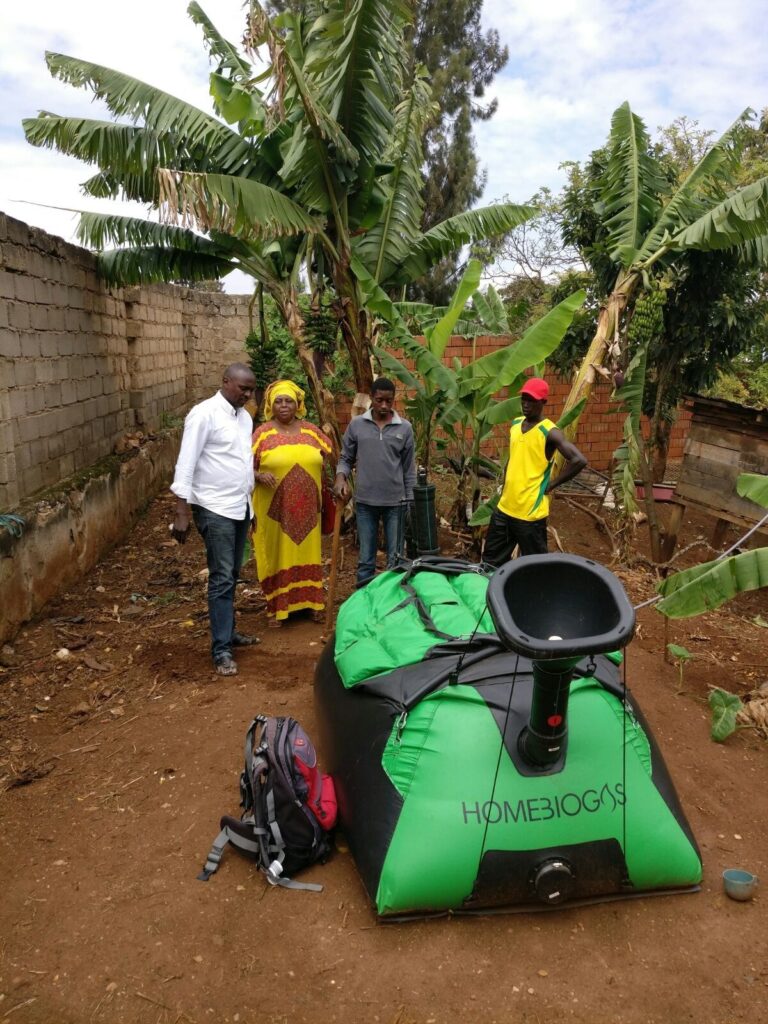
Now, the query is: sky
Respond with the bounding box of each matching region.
[1,0,767,293]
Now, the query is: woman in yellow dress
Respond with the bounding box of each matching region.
[252,380,333,627]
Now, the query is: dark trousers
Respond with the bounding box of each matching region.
[355,502,405,588]
[483,508,548,565]
[191,504,250,661]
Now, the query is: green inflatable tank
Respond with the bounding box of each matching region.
[314,555,702,918]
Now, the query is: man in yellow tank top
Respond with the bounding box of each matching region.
[484,377,587,563]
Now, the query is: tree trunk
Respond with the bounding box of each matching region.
[553,270,640,471]
[338,303,374,396]
[652,416,673,483]
[637,444,663,563]
[333,261,375,404]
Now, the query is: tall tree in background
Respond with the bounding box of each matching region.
[551,103,768,449]
[409,0,508,304]
[269,0,509,305]
[556,111,768,480]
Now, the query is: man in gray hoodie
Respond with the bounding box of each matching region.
[333,378,416,587]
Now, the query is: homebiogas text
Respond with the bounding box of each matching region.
[462,782,626,825]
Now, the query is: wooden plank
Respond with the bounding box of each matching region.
[678,460,739,492]
[689,395,768,425]
[675,479,767,523]
[660,501,685,561]
[712,518,730,547]
[674,496,768,537]
[686,421,768,450]
[678,458,768,518]
[685,438,768,472]
[687,415,768,443]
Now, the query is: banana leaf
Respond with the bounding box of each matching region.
[424,259,483,359]
[737,472,768,509]
[457,290,585,397]
[556,397,587,431]
[469,491,500,528]
[471,286,509,334]
[656,548,768,618]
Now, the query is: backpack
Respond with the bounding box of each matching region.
[198,714,337,891]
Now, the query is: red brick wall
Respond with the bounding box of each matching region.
[335,334,692,473]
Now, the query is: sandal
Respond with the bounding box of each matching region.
[214,654,238,676]
[267,618,284,629]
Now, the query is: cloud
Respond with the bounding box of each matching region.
[1,0,766,294]
[476,0,768,203]
[1,1,250,285]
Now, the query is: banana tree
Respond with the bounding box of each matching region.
[557,103,768,450]
[23,1,534,440]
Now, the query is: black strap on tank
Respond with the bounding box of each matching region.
[393,557,493,641]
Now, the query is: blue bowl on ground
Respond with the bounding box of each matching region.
[722,869,758,901]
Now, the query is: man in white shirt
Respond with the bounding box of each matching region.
[170,363,259,676]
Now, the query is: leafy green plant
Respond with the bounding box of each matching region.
[243,293,354,419]
[666,643,692,693]
[656,472,768,617]
[553,102,768,447]
[362,257,584,527]
[708,688,744,742]
[654,470,768,740]
[159,411,184,430]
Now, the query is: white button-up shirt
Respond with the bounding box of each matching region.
[171,391,254,519]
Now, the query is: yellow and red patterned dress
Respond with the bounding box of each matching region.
[252,420,332,621]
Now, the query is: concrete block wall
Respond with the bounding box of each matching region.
[0,213,133,506]
[182,290,251,405]
[123,285,187,427]
[0,214,252,511]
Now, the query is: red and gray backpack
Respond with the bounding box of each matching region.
[198,714,337,891]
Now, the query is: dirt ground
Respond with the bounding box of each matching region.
[1,488,767,1024]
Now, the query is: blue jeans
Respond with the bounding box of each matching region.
[191,504,250,661]
[355,502,405,588]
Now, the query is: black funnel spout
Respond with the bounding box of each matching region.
[486,555,636,769]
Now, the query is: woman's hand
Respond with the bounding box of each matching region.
[255,470,277,488]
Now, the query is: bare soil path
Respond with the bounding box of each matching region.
[1,492,767,1024]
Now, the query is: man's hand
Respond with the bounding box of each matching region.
[333,473,351,502]
[170,498,192,544]
[170,511,191,544]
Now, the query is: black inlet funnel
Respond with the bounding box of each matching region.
[486,555,636,769]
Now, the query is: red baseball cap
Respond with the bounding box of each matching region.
[519,377,549,401]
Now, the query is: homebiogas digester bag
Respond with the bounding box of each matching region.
[314,556,701,917]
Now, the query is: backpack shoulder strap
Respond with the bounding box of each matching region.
[197,816,266,881]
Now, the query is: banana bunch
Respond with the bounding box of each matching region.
[627,288,666,347]
[305,309,339,357]
[245,329,278,389]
